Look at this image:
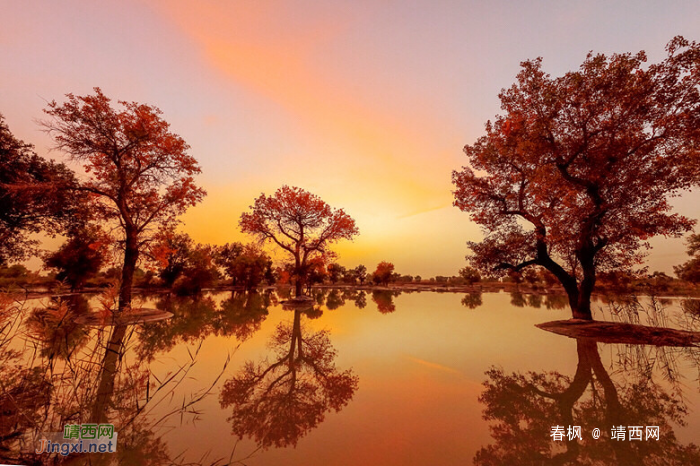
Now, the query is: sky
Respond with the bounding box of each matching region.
[1,0,699,277]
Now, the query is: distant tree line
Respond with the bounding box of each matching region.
[2,45,700,308]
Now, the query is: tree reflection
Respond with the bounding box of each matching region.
[300,288,368,311]
[353,290,367,309]
[325,289,344,310]
[461,292,483,309]
[682,299,700,317]
[509,291,526,308]
[544,294,569,310]
[475,337,700,465]
[0,293,234,465]
[25,295,91,361]
[220,308,358,449]
[372,290,401,314]
[215,291,270,340]
[136,291,270,361]
[136,294,219,360]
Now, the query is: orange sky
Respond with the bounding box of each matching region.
[2,1,699,276]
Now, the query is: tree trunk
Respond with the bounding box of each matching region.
[544,264,591,320]
[573,297,593,320]
[90,324,128,423]
[573,250,596,320]
[294,254,304,298]
[119,229,139,312]
[538,245,592,320]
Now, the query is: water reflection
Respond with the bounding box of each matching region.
[682,299,700,317]
[308,288,369,310]
[0,291,269,465]
[372,290,401,314]
[136,291,271,360]
[220,307,358,449]
[459,291,583,311]
[461,292,483,309]
[476,335,700,465]
[25,295,91,361]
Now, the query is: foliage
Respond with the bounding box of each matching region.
[0,114,79,265]
[43,224,110,291]
[149,229,218,294]
[42,88,205,310]
[171,244,217,295]
[459,265,482,285]
[150,229,194,288]
[674,233,700,284]
[0,265,37,289]
[346,264,367,285]
[215,242,273,290]
[372,261,395,286]
[304,256,329,291]
[453,37,700,319]
[327,263,346,284]
[240,186,358,296]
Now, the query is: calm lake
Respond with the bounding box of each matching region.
[2,289,700,465]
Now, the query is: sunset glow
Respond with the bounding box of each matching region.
[2,1,699,276]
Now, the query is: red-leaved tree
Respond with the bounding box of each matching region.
[453,37,700,320]
[240,186,358,297]
[43,88,206,311]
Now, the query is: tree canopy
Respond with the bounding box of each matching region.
[42,88,205,310]
[240,186,358,296]
[453,37,700,319]
[43,224,110,291]
[214,242,274,290]
[674,233,700,284]
[0,114,78,265]
[372,261,395,286]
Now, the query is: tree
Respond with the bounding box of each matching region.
[214,242,273,290]
[43,224,110,291]
[150,229,194,288]
[0,114,78,265]
[303,256,328,292]
[42,88,206,311]
[150,230,218,294]
[171,244,217,295]
[372,261,395,286]
[674,233,700,284]
[327,263,346,284]
[459,266,482,285]
[453,37,700,320]
[354,264,367,285]
[240,186,358,297]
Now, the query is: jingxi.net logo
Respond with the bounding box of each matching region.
[33,423,118,456]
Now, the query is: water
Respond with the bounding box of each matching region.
[1,289,699,465]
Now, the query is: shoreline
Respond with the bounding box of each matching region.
[7,282,699,301]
